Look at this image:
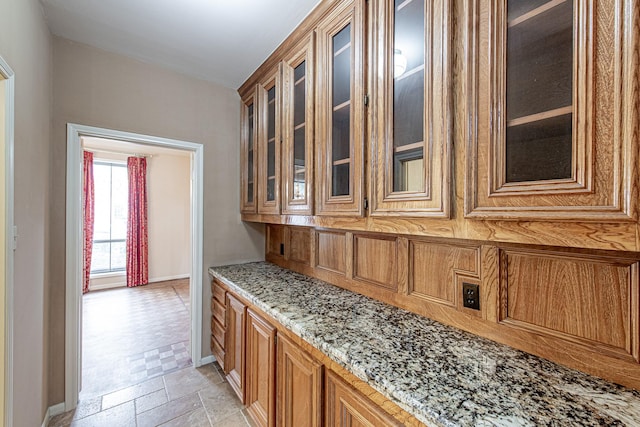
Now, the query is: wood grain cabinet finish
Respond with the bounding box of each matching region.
[258,67,282,214]
[225,292,247,403]
[246,309,277,427]
[464,0,638,221]
[277,333,323,427]
[315,0,366,216]
[240,87,258,214]
[370,0,452,217]
[325,370,401,427]
[282,34,315,215]
[211,280,227,370]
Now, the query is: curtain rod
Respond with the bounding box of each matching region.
[83,147,153,158]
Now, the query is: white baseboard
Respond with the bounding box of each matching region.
[88,274,190,291]
[41,403,65,427]
[199,355,215,367]
[149,274,190,283]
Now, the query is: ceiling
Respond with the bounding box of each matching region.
[40,0,321,89]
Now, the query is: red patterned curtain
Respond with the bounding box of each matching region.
[82,151,95,294]
[126,157,149,287]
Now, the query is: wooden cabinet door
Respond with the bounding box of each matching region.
[315,0,365,216]
[211,280,227,371]
[246,309,277,427]
[464,0,638,221]
[225,293,247,403]
[240,87,258,214]
[370,0,452,217]
[257,67,282,214]
[277,334,323,427]
[282,34,315,215]
[325,370,400,427]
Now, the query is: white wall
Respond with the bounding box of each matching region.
[50,36,265,405]
[0,0,52,425]
[87,149,191,289]
[0,74,6,425]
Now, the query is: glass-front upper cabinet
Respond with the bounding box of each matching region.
[257,67,281,214]
[282,35,314,215]
[316,0,365,216]
[465,0,636,221]
[240,87,258,214]
[370,0,452,217]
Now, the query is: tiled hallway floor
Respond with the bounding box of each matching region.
[49,280,252,426]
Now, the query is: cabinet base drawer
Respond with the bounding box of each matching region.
[212,317,226,348]
[211,298,226,326]
[211,334,226,370]
[212,280,226,304]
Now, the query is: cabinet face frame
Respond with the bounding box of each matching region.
[464,0,638,221]
[282,34,315,215]
[315,0,366,217]
[258,66,282,214]
[240,87,259,214]
[370,0,452,217]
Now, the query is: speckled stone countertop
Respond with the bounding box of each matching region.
[209,262,640,427]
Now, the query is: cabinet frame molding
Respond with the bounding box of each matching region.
[240,87,259,214]
[258,66,283,215]
[370,0,452,217]
[282,34,316,215]
[464,0,639,221]
[315,0,366,217]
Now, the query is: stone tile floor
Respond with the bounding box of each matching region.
[49,280,251,426]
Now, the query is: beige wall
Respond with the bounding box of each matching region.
[50,36,265,405]
[0,0,52,425]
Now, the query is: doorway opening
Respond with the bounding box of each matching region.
[65,124,204,411]
[0,55,15,427]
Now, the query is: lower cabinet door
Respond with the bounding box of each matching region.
[326,370,401,427]
[246,309,277,427]
[225,293,246,403]
[277,334,323,427]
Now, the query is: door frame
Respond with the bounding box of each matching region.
[65,123,204,410]
[1,55,15,427]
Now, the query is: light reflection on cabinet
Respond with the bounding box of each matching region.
[283,35,315,215]
[258,69,281,214]
[240,89,258,214]
[316,0,365,216]
[370,0,452,217]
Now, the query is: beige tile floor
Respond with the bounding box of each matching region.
[49,280,252,426]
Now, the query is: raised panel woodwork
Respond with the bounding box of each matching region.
[464,0,638,220]
[282,34,315,215]
[277,333,323,427]
[267,224,286,258]
[211,298,226,327]
[410,240,480,308]
[370,0,452,217]
[211,334,225,370]
[315,0,366,216]
[226,293,247,402]
[240,87,258,214]
[500,250,639,360]
[316,230,347,274]
[258,67,282,214]
[212,317,226,350]
[353,234,397,290]
[212,279,226,307]
[246,309,277,427]
[288,226,311,265]
[325,370,401,427]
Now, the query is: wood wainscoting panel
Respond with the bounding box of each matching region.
[288,226,311,265]
[267,224,285,258]
[410,240,480,308]
[316,230,347,274]
[353,234,397,291]
[500,249,639,361]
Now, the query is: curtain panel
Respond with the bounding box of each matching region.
[83,151,95,294]
[126,157,149,287]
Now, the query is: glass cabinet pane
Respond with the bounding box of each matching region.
[393,0,425,192]
[331,24,352,197]
[266,86,276,201]
[505,0,573,183]
[293,62,306,200]
[247,103,255,203]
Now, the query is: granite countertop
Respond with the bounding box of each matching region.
[209,262,640,427]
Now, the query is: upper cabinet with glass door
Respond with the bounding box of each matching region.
[370,0,452,217]
[465,0,637,221]
[240,87,258,214]
[315,0,365,216]
[257,67,282,215]
[282,35,315,215]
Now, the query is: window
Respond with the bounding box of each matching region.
[91,162,128,274]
